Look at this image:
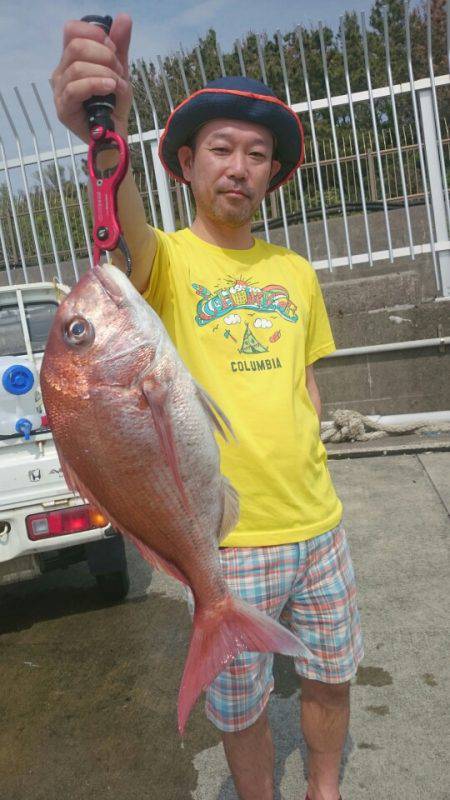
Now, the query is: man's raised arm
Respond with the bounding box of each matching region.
[52,14,157,293]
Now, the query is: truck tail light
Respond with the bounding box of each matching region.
[26,505,108,540]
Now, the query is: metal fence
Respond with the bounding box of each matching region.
[0,2,449,295]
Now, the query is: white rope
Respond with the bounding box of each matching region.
[321,409,450,443]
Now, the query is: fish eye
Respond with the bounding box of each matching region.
[64,316,95,347]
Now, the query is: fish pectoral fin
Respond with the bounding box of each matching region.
[195,382,237,443]
[218,477,240,542]
[141,376,191,513]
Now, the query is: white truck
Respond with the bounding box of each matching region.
[0,280,129,600]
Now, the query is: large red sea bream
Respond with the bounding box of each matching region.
[40,264,313,733]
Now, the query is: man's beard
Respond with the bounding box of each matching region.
[196,191,261,228]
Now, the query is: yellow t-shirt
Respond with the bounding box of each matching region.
[143,227,342,547]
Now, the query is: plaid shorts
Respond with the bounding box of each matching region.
[186,522,364,732]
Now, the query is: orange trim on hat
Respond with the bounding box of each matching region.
[157,87,305,193]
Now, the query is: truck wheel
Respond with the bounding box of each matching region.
[95,569,130,601]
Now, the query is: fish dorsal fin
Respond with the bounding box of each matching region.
[54,441,188,585]
[195,382,236,443]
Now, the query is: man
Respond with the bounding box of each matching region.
[52,14,364,800]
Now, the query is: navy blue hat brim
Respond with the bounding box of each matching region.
[158,87,304,192]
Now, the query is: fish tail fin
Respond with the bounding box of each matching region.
[177,594,313,734]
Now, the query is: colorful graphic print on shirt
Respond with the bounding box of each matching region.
[192,277,299,372]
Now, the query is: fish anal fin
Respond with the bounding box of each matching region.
[124,531,189,585]
[141,376,191,514]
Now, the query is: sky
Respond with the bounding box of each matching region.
[0,0,374,156]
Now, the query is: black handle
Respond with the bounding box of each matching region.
[81,14,115,130]
[81,14,113,33]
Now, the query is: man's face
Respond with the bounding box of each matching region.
[177,118,282,228]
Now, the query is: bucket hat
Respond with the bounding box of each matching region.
[158,76,304,193]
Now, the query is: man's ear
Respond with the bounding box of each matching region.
[177,145,194,182]
[269,159,282,182]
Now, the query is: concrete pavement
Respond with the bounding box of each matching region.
[0,451,449,800]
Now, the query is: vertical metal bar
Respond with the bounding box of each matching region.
[411,124,419,195]
[419,89,450,295]
[131,97,158,227]
[276,30,291,105]
[404,0,439,286]
[195,45,207,86]
[318,21,353,268]
[35,83,79,278]
[299,185,307,238]
[340,16,373,265]
[382,6,415,258]
[16,289,35,366]
[402,124,412,194]
[0,136,28,279]
[305,147,313,208]
[150,140,176,231]
[0,214,12,285]
[297,25,333,269]
[3,200,18,265]
[381,129,391,199]
[367,149,377,200]
[361,11,394,264]
[445,119,449,164]
[216,41,226,76]
[14,86,62,281]
[175,54,194,226]
[260,198,270,242]
[179,183,192,229]
[350,137,357,203]
[278,185,290,248]
[157,55,174,110]
[256,34,268,84]
[157,55,193,227]
[389,129,399,198]
[329,139,336,198]
[235,40,247,76]
[277,28,312,261]
[137,60,161,136]
[66,130,93,268]
[0,92,44,279]
[177,52,191,95]
[287,181,293,215]
[448,0,450,71]
[426,0,450,230]
[137,60,176,232]
[342,136,348,201]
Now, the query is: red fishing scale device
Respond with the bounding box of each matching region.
[81,14,132,276]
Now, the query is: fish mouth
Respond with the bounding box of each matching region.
[93,264,125,308]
